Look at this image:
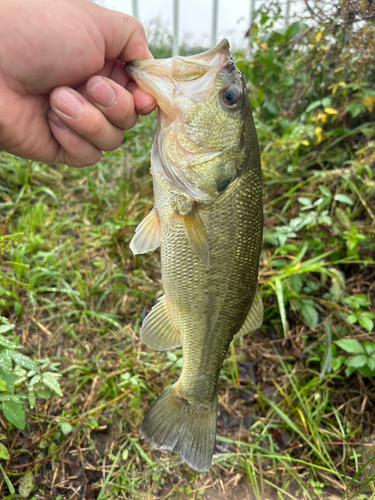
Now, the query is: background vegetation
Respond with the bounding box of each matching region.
[1,1,375,498]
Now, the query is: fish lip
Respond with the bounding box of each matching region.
[125,39,235,119]
[187,38,230,64]
[125,38,231,80]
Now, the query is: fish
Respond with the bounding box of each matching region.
[125,39,263,472]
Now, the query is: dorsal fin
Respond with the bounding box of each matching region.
[130,207,161,255]
[141,295,182,351]
[235,286,263,338]
[179,205,210,268]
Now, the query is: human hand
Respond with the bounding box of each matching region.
[0,0,156,167]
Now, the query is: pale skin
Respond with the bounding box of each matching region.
[0,0,156,168]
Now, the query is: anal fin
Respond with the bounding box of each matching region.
[141,295,182,350]
[180,205,210,268]
[130,207,161,255]
[235,286,263,338]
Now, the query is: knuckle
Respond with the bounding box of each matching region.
[123,113,138,130]
[66,149,102,168]
[85,114,105,138]
[134,18,145,36]
[111,133,125,150]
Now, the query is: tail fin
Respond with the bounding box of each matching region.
[140,384,218,472]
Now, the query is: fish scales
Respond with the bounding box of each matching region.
[158,168,262,404]
[125,39,263,472]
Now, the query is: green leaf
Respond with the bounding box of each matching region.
[42,373,63,397]
[366,357,375,372]
[28,391,36,409]
[358,315,374,332]
[306,100,322,113]
[336,339,365,354]
[0,336,17,349]
[0,442,10,460]
[0,325,14,335]
[358,365,375,378]
[344,294,370,309]
[290,274,303,294]
[1,400,25,430]
[0,368,15,395]
[318,185,332,198]
[0,464,15,494]
[334,194,353,205]
[332,355,345,371]
[345,355,368,368]
[7,351,39,373]
[61,422,73,435]
[275,278,287,336]
[36,389,52,399]
[300,303,318,327]
[19,471,34,498]
[265,100,280,115]
[272,259,288,268]
[0,352,12,372]
[346,102,366,117]
[298,197,312,206]
[363,341,375,356]
[345,365,356,377]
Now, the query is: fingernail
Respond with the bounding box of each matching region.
[89,80,117,107]
[140,102,157,113]
[47,109,67,128]
[53,88,83,118]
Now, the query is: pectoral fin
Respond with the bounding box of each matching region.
[180,206,210,268]
[141,295,182,350]
[235,286,263,337]
[130,208,161,255]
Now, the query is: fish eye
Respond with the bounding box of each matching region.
[221,86,242,107]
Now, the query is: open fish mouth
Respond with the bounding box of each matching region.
[125,39,233,115]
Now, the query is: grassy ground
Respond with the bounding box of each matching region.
[1,18,375,500]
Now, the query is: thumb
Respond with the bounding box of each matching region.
[86,2,153,62]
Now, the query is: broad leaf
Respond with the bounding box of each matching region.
[334,194,353,205]
[0,443,10,460]
[363,341,375,356]
[336,339,365,354]
[345,355,367,368]
[300,303,318,327]
[18,471,34,498]
[1,400,25,430]
[367,357,375,372]
[42,373,63,397]
[0,352,12,372]
[0,335,17,349]
[358,315,374,333]
[0,368,14,394]
[0,325,14,335]
[0,464,15,494]
[7,351,39,373]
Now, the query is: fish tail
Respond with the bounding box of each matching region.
[140,383,218,472]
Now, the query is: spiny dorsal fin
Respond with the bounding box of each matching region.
[180,206,210,268]
[130,207,161,255]
[141,295,182,351]
[235,286,263,338]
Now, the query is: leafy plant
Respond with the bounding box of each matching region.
[334,338,375,378]
[0,316,63,433]
[343,294,375,333]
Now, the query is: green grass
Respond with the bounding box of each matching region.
[1,12,375,500]
[1,110,374,499]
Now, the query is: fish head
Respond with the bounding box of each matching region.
[126,40,254,201]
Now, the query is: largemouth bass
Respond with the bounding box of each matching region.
[125,39,263,472]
